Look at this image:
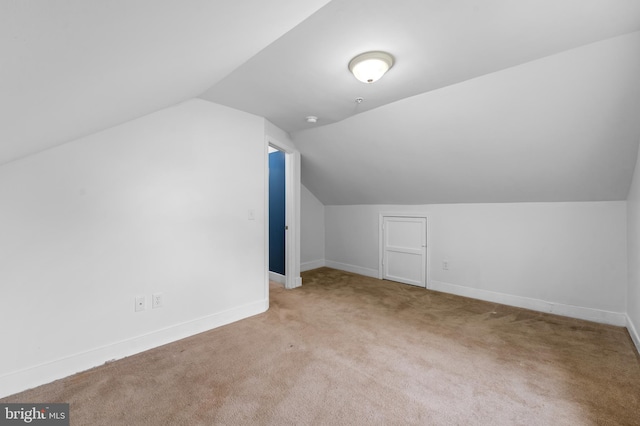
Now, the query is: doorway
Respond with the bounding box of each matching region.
[266,138,301,290]
[268,146,286,281]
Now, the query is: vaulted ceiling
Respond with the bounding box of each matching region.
[0,0,331,164]
[293,32,640,204]
[3,0,640,205]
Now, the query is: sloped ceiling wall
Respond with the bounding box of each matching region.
[293,32,640,205]
[0,0,330,165]
[203,0,640,134]
[2,1,640,206]
[199,0,640,206]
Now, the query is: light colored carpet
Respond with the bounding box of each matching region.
[3,267,640,425]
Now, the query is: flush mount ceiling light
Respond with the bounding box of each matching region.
[348,51,394,84]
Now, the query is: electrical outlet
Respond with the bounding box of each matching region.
[442,261,449,271]
[152,293,163,309]
[135,296,145,312]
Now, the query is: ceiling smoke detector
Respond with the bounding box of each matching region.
[349,51,394,84]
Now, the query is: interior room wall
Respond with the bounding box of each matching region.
[627,146,640,352]
[301,184,325,271]
[325,201,627,325]
[0,99,267,398]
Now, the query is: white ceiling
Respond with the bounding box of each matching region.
[3,0,640,205]
[0,0,330,165]
[295,32,640,204]
[201,0,640,205]
[201,0,640,133]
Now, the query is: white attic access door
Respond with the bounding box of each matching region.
[379,215,428,287]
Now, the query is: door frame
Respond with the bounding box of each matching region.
[266,135,301,290]
[378,212,431,289]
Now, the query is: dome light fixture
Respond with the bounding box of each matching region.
[348,51,394,84]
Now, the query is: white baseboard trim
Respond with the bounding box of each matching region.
[325,261,378,279]
[627,315,640,354]
[0,299,268,399]
[430,280,626,327]
[301,259,326,272]
[269,271,286,284]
